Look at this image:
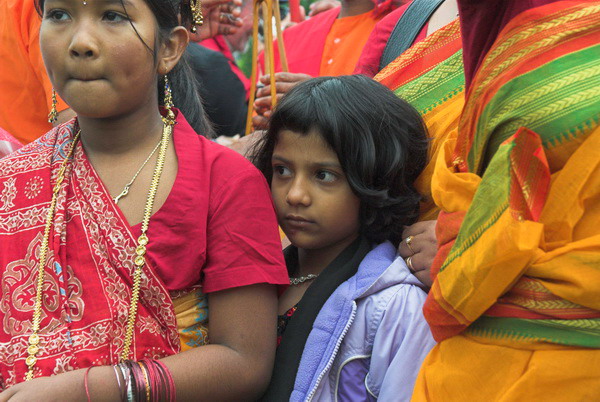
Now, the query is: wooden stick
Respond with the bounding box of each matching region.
[245,0,263,135]
[273,0,289,72]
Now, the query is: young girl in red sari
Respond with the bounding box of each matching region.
[0,0,288,400]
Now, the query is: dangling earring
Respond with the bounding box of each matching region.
[190,0,204,33]
[48,89,58,124]
[163,75,176,126]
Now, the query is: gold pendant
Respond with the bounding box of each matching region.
[113,185,131,205]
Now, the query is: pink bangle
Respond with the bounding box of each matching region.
[84,366,93,402]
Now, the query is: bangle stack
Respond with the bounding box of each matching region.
[110,359,175,402]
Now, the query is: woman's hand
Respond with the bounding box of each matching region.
[0,365,119,402]
[190,0,244,41]
[398,220,438,288]
[216,131,265,157]
[252,72,313,129]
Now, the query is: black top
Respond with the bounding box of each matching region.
[260,236,372,401]
[186,43,248,137]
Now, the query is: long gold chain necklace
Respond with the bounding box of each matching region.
[113,138,162,205]
[25,119,173,381]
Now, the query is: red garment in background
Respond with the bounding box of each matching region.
[319,10,382,76]
[201,36,251,99]
[354,2,428,77]
[259,7,341,77]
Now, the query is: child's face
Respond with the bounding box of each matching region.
[39,0,163,118]
[271,130,361,252]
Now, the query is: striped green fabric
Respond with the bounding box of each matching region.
[393,50,464,115]
[468,44,600,174]
[468,316,600,348]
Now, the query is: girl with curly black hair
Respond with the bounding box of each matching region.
[252,75,436,401]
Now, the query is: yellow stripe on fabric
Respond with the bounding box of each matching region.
[506,296,588,312]
[485,61,599,134]
[461,5,600,163]
[469,5,599,110]
[375,19,460,82]
[468,37,600,172]
[395,51,464,114]
[173,288,209,351]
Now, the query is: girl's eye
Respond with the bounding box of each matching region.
[316,171,337,183]
[47,10,70,21]
[103,11,128,22]
[273,165,292,177]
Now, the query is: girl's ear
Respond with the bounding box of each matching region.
[157,26,189,75]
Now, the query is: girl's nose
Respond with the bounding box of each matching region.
[69,24,99,59]
[286,178,311,207]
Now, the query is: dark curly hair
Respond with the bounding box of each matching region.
[251,75,429,245]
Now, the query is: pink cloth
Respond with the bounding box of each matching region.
[354,2,428,77]
[0,126,21,157]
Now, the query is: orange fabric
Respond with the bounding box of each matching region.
[319,11,381,76]
[0,0,68,144]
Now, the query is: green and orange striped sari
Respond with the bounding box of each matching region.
[413,1,600,399]
[375,18,464,221]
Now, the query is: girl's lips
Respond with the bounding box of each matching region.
[71,77,101,82]
[286,214,314,223]
[285,215,315,229]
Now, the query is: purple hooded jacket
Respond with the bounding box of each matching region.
[290,242,435,401]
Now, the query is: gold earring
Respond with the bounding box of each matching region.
[48,89,58,124]
[190,0,204,33]
[163,75,176,126]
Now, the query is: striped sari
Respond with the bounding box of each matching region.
[375,18,464,221]
[413,1,600,399]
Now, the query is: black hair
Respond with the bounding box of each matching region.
[35,0,213,137]
[252,75,429,245]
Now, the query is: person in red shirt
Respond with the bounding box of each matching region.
[0,0,288,399]
[251,0,408,128]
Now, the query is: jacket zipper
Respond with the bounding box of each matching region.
[306,302,357,402]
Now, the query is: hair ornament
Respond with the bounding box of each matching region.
[190,0,204,33]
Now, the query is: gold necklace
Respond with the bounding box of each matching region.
[113,138,162,205]
[25,119,173,381]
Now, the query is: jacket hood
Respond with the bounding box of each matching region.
[352,241,426,300]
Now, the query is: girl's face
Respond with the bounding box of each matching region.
[271,130,361,252]
[39,0,166,119]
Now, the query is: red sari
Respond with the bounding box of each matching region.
[0,112,287,388]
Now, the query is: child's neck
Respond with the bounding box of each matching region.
[296,234,360,277]
[77,102,164,157]
[339,0,374,18]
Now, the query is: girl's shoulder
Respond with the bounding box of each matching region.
[353,242,425,297]
[174,114,266,190]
